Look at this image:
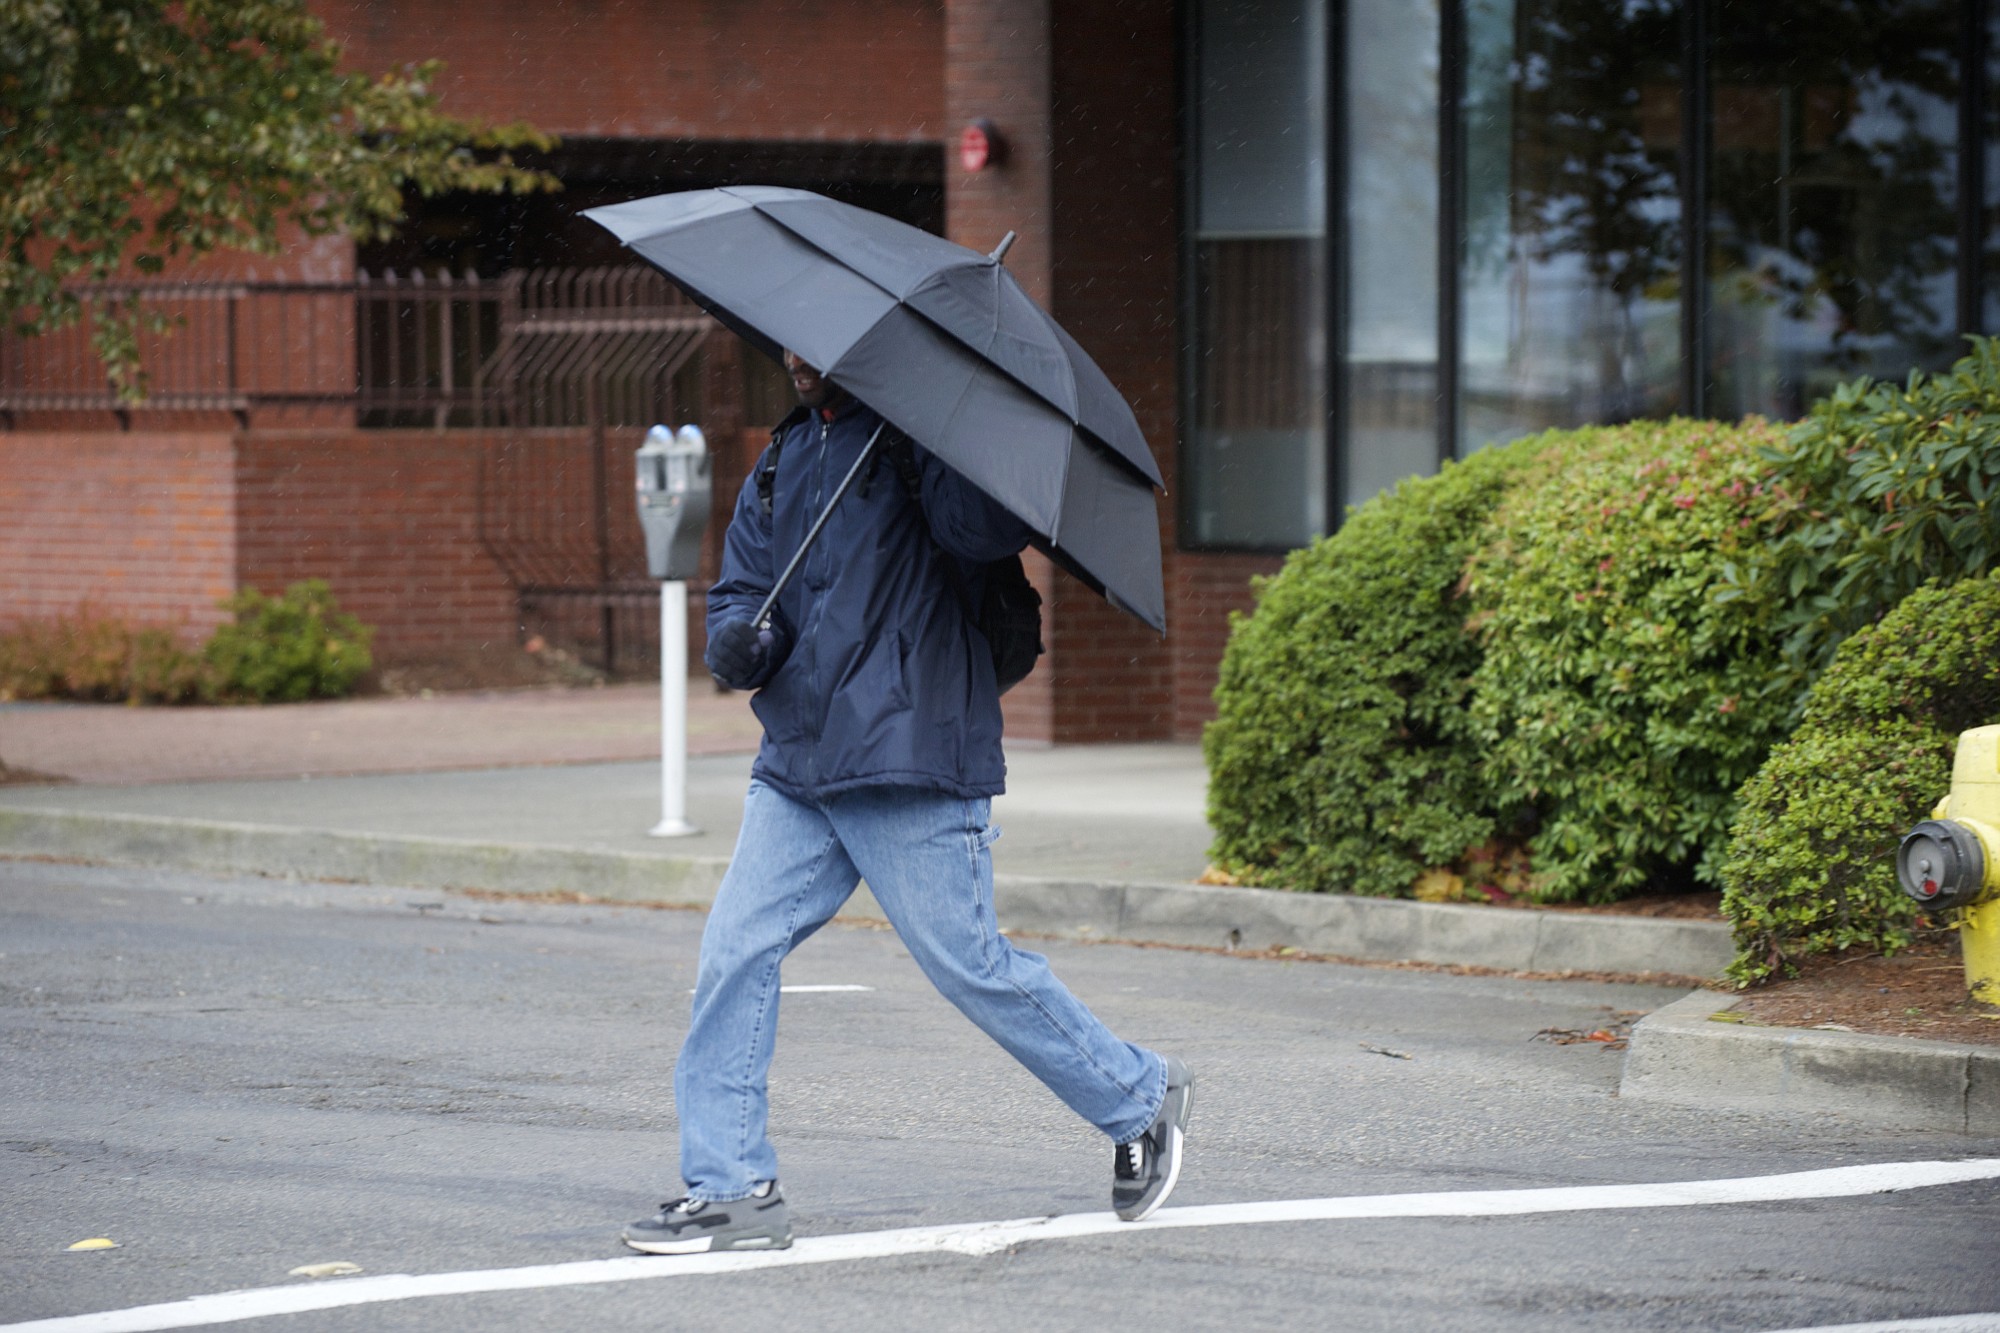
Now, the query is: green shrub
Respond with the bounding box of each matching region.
[1463,418,1801,902]
[1721,574,2000,982]
[1203,439,1543,896]
[0,611,204,704]
[202,580,374,702]
[1740,336,2000,687]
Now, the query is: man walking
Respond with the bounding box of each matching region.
[622,352,1192,1255]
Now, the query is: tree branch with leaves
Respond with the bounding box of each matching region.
[0,0,558,397]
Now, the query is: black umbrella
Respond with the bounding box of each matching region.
[581,186,1166,632]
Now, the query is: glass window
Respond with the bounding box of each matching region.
[1707,1,1960,419]
[1186,0,1329,550]
[1343,0,1442,506]
[1457,0,1685,450]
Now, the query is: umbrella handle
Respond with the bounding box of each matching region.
[751,420,889,632]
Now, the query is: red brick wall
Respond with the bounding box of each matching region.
[233,431,524,663]
[316,0,945,142]
[945,0,1057,743]
[1041,0,1178,742]
[1168,550,1281,737]
[0,433,238,638]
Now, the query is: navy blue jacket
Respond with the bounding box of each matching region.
[706,400,1032,801]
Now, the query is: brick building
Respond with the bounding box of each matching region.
[8,0,1991,744]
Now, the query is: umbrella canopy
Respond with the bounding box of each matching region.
[582,186,1165,632]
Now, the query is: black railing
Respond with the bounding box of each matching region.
[0,266,713,430]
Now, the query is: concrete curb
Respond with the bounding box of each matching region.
[1620,990,2000,1134]
[0,804,1733,978]
[991,875,1733,977]
[0,806,736,904]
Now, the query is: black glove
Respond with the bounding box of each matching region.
[706,619,769,689]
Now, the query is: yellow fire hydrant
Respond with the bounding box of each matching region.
[1896,724,2000,1010]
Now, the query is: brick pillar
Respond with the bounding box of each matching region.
[1047,0,1178,742]
[946,0,1058,744]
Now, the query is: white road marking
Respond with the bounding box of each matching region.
[680,976,876,984]
[1765,1318,2000,1332]
[12,1158,1998,1333]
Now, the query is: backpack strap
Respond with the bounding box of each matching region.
[756,405,812,520]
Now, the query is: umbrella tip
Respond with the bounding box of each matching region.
[988,231,1017,264]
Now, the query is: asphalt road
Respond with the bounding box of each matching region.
[3,858,1996,1332]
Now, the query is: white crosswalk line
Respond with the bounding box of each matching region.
[9,1158,1998,1333]
[1762,1317,2000,1332]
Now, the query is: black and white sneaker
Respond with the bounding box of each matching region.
[1112,1054,1193,1222]
[622,1181,793,1254]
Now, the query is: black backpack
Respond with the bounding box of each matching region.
[756,410,1045,693]
[957,553,1044,694]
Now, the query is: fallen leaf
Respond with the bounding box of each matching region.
[289,1262,363,1279]
[1411,868,1465,903]
[66,1238,118,1251]
[1359,1043,1413,1060]
[1531,1025,1630,1051]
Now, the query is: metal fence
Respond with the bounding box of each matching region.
[0,266,713,430]
[0,267,721,677]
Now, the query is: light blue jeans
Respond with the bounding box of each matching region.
[674,780,1167,1202]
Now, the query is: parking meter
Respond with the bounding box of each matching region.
[637,423,711,839]
[636,424,712,582]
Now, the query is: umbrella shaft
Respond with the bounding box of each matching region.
[752,420,888,632]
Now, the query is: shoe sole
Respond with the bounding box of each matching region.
[1120,1073,1194,1224]
[622,1227,793,1255]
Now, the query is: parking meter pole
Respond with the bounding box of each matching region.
[635,421,712,840]
[650,580,698,838]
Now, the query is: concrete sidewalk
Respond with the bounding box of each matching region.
[0,681,764,785]
[0,745,1215,887]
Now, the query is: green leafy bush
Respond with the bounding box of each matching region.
[1741,337,2000,686]
[201,580,375,702]
[1204,439,1543,896]
[1721,574,2000,982]
[0,611,205,704]
[1463,418,1800,902]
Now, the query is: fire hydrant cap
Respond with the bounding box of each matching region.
[1897,819,1985,904]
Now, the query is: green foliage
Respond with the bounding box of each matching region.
[0,609,205,702]
[1463,418,1802,902]
[0,582,375,704]
[1740,337,2000,687]
[202,579,373,702]
[1,0,557,397]
[1203,439,1543,896]
[1721,574,2000,983]
[1201,348,2000,927]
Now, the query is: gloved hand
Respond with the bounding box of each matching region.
[706,618,770,689]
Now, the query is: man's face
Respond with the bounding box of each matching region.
[784,350,832,409]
